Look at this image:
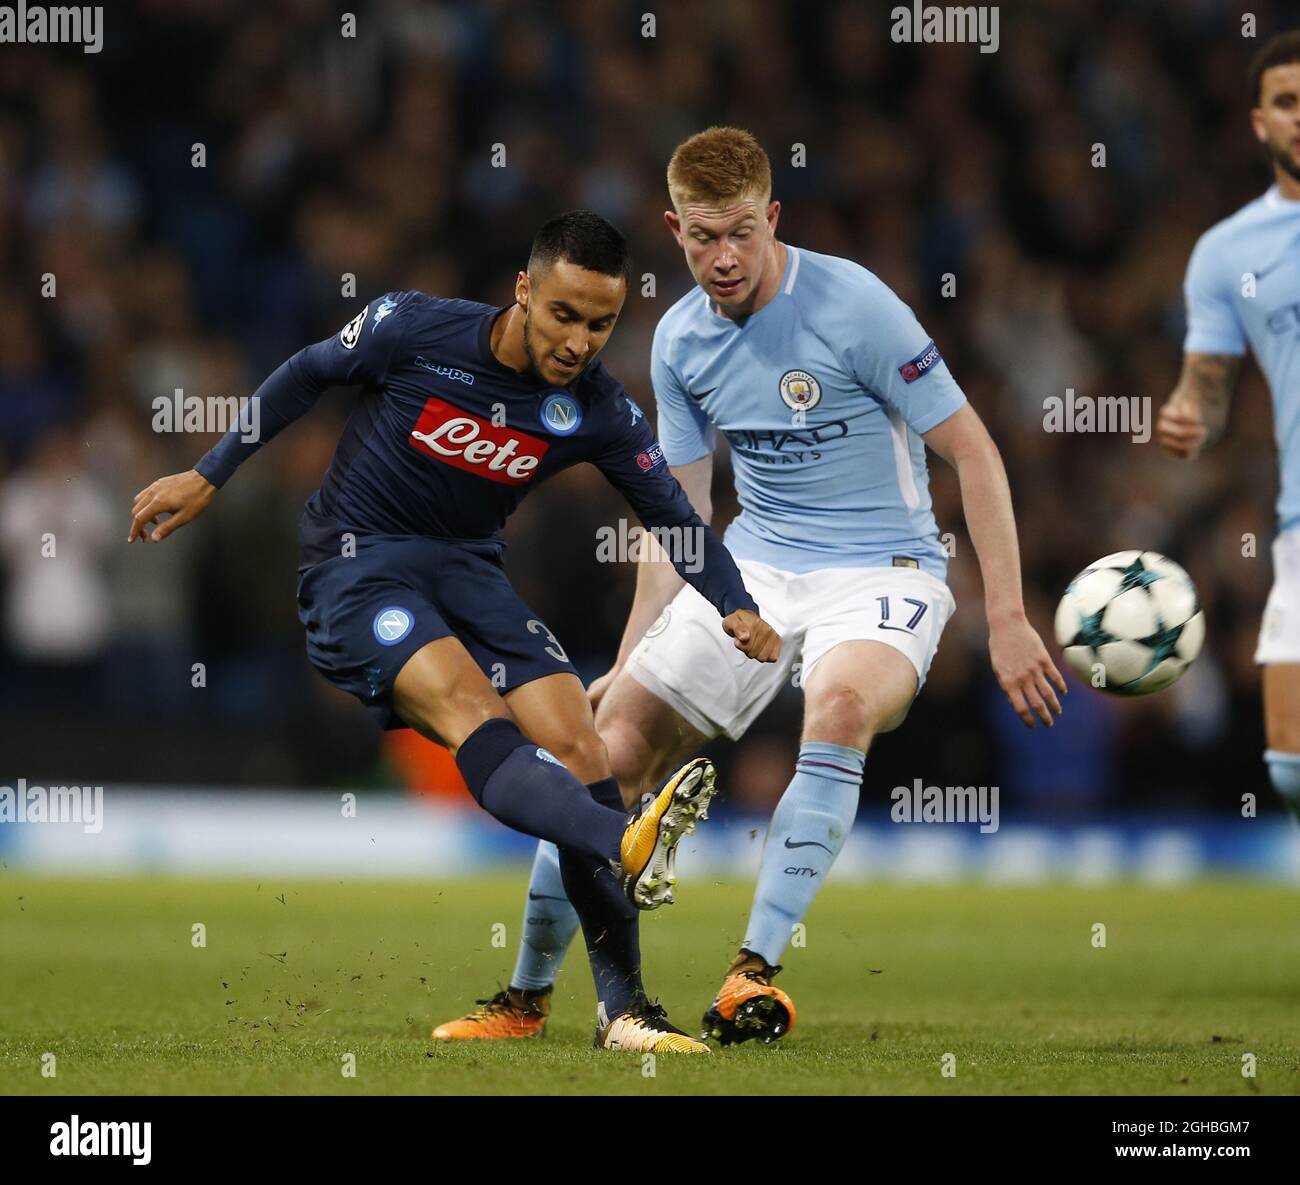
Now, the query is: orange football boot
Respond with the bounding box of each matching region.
[701,951,796,1046]
[431,987,550,1041]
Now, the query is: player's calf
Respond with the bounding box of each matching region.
[596,668,708,808]
[734,741,864,981]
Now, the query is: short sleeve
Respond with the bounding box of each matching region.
[843,277,967,435]
[651,319,716,465]
[1183,234,1247,356]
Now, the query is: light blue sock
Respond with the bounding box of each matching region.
[1266,751,1300,823]
[510,841,580,991]
[741,742,865,966]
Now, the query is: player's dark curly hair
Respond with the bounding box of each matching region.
[1248,30,1300,103]
[528,210,631,285]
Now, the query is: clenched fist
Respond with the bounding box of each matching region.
[1156,398,1209,460]
[721,608,781,662]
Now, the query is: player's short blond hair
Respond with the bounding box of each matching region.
[666,127,772,211]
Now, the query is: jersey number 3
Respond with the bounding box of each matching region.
[527,618,570,663]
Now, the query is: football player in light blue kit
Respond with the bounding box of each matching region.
[434,127,1065,1046]
[1158,32,1300,826]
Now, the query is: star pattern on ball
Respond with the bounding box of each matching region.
[1077,608,1116,649]
[1114,555,1160,594]
[1138,622,1184,663]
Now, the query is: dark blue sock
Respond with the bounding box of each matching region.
[455,719,625,863]
[557,777,644,1019]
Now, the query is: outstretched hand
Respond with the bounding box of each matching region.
[990,612,1067,727]
[128,470,216,543]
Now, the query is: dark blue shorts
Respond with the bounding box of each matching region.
[296,536,577,729]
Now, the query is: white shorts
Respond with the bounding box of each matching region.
[1256,527,1300,665]
[625,559,956,741]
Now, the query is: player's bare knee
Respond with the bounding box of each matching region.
[803,684,868,748]
[544,728,610,785]
[802,683,902,750]
[1269,720,1300,753]
[404,683,508,752]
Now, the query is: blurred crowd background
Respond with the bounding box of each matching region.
[0,0,1289,817]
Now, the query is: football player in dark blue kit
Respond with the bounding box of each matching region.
[127,212,781,1053]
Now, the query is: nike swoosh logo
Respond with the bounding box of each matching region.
[1253,259,1286,281]
[784,837,833,854]
[528,892,568,902]
[688,387,717,401]
[877,623,917,633]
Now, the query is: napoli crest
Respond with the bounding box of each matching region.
[540,393,582,435]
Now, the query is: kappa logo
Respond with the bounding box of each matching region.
[779,369,822,411]
[372,295,398,330]
[541,393,582,435]
[339,308,367,350]
[409,396,549,483]
[625,396,644,424]
[413,355,475,384]
[373,607,413,646]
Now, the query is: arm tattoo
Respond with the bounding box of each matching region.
[1182,353,1242,445]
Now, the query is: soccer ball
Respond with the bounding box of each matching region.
[1053,550,1204,695]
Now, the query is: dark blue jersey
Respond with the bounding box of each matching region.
[196,291,758,619]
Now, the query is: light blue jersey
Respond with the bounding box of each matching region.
[651,244,967,578]
[1184,184,1300,531]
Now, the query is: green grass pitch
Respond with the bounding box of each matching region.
[1,873,1297,1095]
